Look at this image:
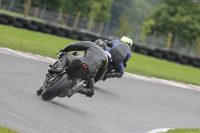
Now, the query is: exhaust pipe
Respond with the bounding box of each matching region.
[62,80,87,98]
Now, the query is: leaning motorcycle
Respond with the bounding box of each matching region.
[37,52,87,101]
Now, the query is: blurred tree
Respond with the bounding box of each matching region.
[61,0,113,22]
[16,0,62,11]
[16,0,113,23]
[109,0,160,36]
[117,12,130,37]
[142,0,200,40]
[109,0,131,35]
[140,19,155,40]
[61,0,95,16]
[129,0,160,29]
[33,0,62,11]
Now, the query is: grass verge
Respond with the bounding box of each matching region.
[0,126,19,133]
[0,24,200,85]
[164,128,200,133]
[126,52,200,85]
[0,24,76,59]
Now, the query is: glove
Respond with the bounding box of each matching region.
[124,63,127,68]
[60,48,65,52]
[58,52,63,58]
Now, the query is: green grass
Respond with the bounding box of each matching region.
[164,128,200,133]
[0,126,19,133]
[0,24,200,85]
[0,24,76,59]
[126,52,200,85]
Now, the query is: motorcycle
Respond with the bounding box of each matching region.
[102,51,122,81]
[37,52,87,101]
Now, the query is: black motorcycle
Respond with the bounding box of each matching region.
[37,52,87,101]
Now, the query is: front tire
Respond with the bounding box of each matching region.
[41,74,73,101]
[36,87,43,96]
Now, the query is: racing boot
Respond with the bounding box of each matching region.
[78,78,94,97]
[103,71,122,81]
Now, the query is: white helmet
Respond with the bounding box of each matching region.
[120,36,133,47]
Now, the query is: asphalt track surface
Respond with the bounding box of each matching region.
[0,53,200,133]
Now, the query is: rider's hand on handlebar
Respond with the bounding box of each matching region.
[58,52,63,58]
[60,48,65,52]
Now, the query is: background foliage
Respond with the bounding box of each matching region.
[9,0,200,45]
[142,0,200,41]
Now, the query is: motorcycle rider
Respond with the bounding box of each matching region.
[47,40,108,97]
[103,35,133,81]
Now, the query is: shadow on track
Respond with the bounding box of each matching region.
[95,86,119,97]
[50,101,89,116]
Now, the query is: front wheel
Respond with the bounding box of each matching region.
[41,74,73,101]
